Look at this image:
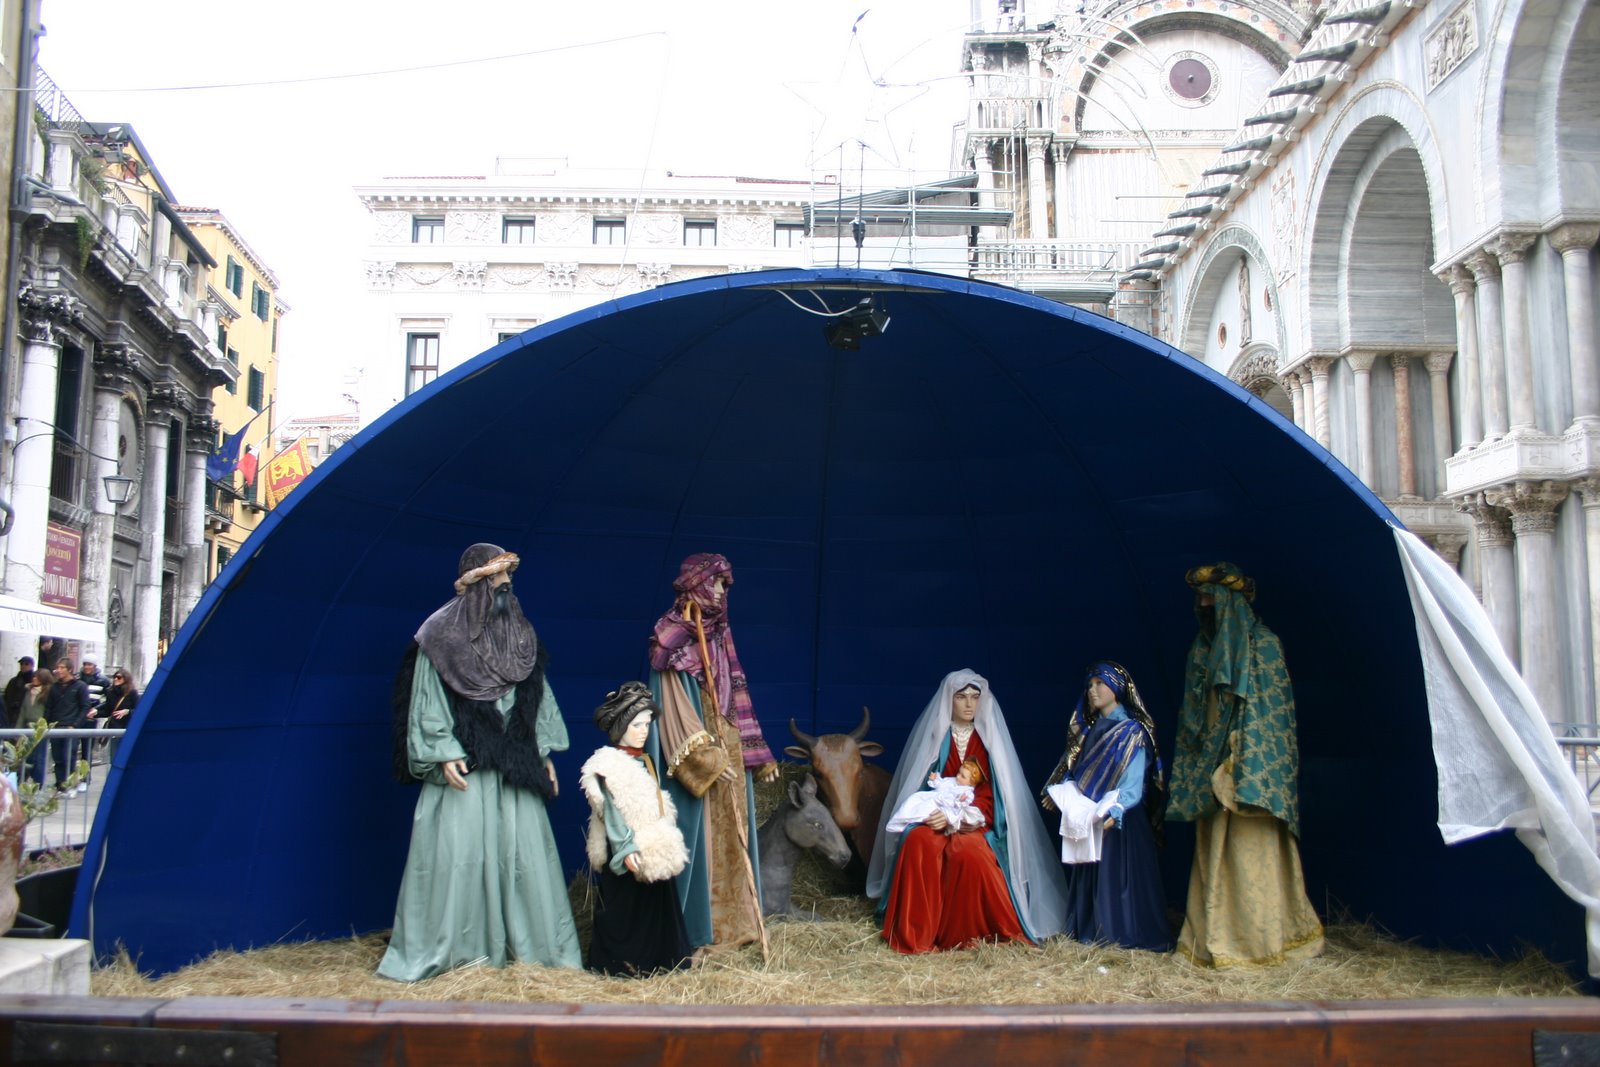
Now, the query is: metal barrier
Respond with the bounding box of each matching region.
[1,727,126,853]
[1551,722,1600,801]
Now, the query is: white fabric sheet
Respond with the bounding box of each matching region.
[1046,780,1120,863]
[1394,526,1600,976]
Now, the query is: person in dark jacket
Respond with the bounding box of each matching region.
[80,660,112,763]
[47,659,91,794]
[100,668,140,763]
[3,656,35,728]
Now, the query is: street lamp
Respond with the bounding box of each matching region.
[11,417,136,506]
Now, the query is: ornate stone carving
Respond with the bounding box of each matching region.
[721,215,770,248]
[634,213,679,247]
[364,260,396,288]
[1441,263,1475,297]
[1490,232,1538,264]
[94,342,139,391]
[1486,480,1570,536]
[445,211,493,244]
[1576,477,1600,508]
[636,263,673,289]
[1425,0,1478,91]
[372,212,407,244]
[146,380,186,418]
[1347,351,1379,373]
[185,414,219,454]
[1427,531,1470,569]
[17,286,83,345]
[493,265,541,287]
[546,263,579,290]
[538,214,588,245]
[1548,223,1600,255]
[1457,492,1514,548]
[398,265,449,287]
[1424,350,1455,376]
[1270,170,1296,286]
[1464,248,1500,283]
[452,262,488,289]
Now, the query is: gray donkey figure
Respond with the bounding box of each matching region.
[757,773,852,918]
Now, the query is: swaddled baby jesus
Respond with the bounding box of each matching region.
[885,759,988,835]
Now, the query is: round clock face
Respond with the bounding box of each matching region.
[1164,51,1220,106]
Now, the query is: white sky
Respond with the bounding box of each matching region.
[37,0,976,419]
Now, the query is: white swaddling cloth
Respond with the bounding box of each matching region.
[886,778,986,834]
[1046,780,1120,863]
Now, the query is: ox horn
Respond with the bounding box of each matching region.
[788,718,818,748]
[847,705,872,742]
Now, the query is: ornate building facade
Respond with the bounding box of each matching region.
[174,207,283,585]
[1,84,239,683]
[961,0,1598,722]
[355,162,816,414]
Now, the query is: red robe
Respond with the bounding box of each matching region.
[882,731,1030,953]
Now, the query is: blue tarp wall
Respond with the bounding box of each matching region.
[71,268,1582,976]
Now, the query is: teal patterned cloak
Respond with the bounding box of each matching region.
[1167,570,1302,838]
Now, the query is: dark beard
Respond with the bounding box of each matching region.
[492,584,514,618]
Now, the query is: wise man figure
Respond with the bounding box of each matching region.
[378,542,580,981]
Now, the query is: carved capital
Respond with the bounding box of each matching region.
[1440,263,1475,297]
[1548,222,1600,256]
[186,414,219,454]
[93,343,138,391]
[1026,137,1049,162]
[1347,351,1379,374]
[364,260,396,288]
[1463,249,1500,283]
[17,286,83,346]
[1490,232,1538,265]
[1306,356,1334,382]
[1456,493,1514,547]
[146,380,188,419]
[1424,350,1455,377]
[1426,531,1470,569]
[1389,352,1413,374]
[1486,480,1570,535]
[1575,477,1600,508]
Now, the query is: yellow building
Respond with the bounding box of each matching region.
[173,208,282,582]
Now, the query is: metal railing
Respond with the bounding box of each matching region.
[2,726,126,853]
[972,240,1139,277]
[1552,722,1600,801]
[33,67,86,132]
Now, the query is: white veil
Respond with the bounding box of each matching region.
[865,668,1070,941]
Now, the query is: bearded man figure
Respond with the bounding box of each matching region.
[377,543,581,981]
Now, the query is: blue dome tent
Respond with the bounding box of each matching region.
[70,268,1587,976]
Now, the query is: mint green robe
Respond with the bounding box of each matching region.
[377,653,581,981]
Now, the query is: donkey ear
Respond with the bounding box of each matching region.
[801,773,819,798]
[787,779,803,805]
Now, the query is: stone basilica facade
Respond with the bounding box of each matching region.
[958,0,1598,721]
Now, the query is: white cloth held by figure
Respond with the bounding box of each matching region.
[1046,780,1120,863]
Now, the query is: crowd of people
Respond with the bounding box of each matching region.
[380,542,1321,983]
[3,647,141,797]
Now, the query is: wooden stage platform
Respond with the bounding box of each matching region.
[2,996,1600,1065]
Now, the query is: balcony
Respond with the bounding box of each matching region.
[968,95,1056,136]
[971,240,1141,301]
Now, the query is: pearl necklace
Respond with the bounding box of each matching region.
[950,722,975,759]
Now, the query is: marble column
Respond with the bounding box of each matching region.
[1391,353,1417,497]
[1051,146,1069,241]
[177,418,213,622]
[0,290,83,667]
[1578,479,1600,724]
[1465,249,1509,440]
[1458,493,1518,660]
[76,345,138,668]
[1025,137,1050,240]
[1288,370,1306,429]
[132,389,176,686]
[1488,480,1571,721]
[972,138,997,241]
[1493,234,1540,434]
[1550,223,1600,430]
[1424,351,1455,485]
[1308,357,1334,449]
[1441,266,1483,449]
[1348,351,1378,486]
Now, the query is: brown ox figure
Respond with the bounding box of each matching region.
[786,707,892,871]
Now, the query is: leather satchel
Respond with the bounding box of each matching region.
[668,728,728,798]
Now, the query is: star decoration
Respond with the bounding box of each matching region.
[785,12,932,171]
